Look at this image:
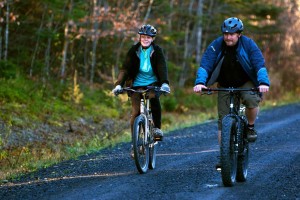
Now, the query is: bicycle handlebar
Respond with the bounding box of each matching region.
[202,87,259,95]
[117,86,170,96]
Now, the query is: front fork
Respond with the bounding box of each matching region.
[237,116,248,155]
[225,114,244,154]
[230,102,247,154]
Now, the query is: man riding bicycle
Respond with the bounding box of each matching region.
[112,24,170,157]
[193,17,270,147]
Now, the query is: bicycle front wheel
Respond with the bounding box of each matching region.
[236,119,249,182]
[133,115,149,174]
[220,116,238,187]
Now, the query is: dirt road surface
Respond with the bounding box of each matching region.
[1,103,299,200]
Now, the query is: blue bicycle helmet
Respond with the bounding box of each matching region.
[221,17,244,33]
[138,24,157,37]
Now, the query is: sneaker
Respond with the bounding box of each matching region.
[246,127,257,142]
[153,128,163,141]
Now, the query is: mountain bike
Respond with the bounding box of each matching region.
[119,86,169,174]
[202,87,258,186]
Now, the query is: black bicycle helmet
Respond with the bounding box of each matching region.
[138,24,157,37]
[221,17,244,33]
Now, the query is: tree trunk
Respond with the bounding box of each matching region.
[89,0,102,85]
[0,7,2,60]
[4,0,10,61]
[83,38,89,82]
[60,0,74,84]
[178,22,191,87]
[113,37,126,84]
[201,0,215,55]
[30,4,46,77]
[43,11,54,83]
[195,0,203,64]
[143,0,154,24]
[178,0,195,87]
[60,25,70,84]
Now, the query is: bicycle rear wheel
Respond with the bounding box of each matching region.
[236,144,249,181]
[133,115,149,174]
[236,120,249,182]
[148,118,157,169]
[220,116,238,187]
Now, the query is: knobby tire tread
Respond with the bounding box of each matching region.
[221,117,238,187]
[236,118,249,182]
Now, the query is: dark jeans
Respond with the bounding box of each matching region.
[130,91,161,134]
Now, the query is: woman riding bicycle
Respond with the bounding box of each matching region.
[193,17,270,146]
[112,24,170,156]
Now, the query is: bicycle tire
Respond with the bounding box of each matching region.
[148,134,157,169]
[133,115,149,174]
[220,116,238,187]
[236,118,249,182]
[148,115,157,169]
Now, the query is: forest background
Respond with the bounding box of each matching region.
[0,0,299,181]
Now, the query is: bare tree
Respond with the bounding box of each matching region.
[273,0,300,94]
[4,0,11,61]
[60,0,74,84]
[178,0,195,87]
[143,0,154,24]
[43,11,54,83]
[89,0,102,85]
[30,4,46,77]
[0,2,3,60]
[195,0,203,64]
[201,0,215,54]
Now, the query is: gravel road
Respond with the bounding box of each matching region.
[1,103,299,200]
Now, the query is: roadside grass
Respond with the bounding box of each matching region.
[0,77,299,182]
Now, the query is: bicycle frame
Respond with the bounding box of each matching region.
[202,87,258,186]
[120,86,169,173]
[223,90,248,158]
[139,92,152,149]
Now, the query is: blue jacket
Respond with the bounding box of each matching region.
[195,35,270,87]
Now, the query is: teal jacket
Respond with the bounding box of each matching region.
[115,42,169,87]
